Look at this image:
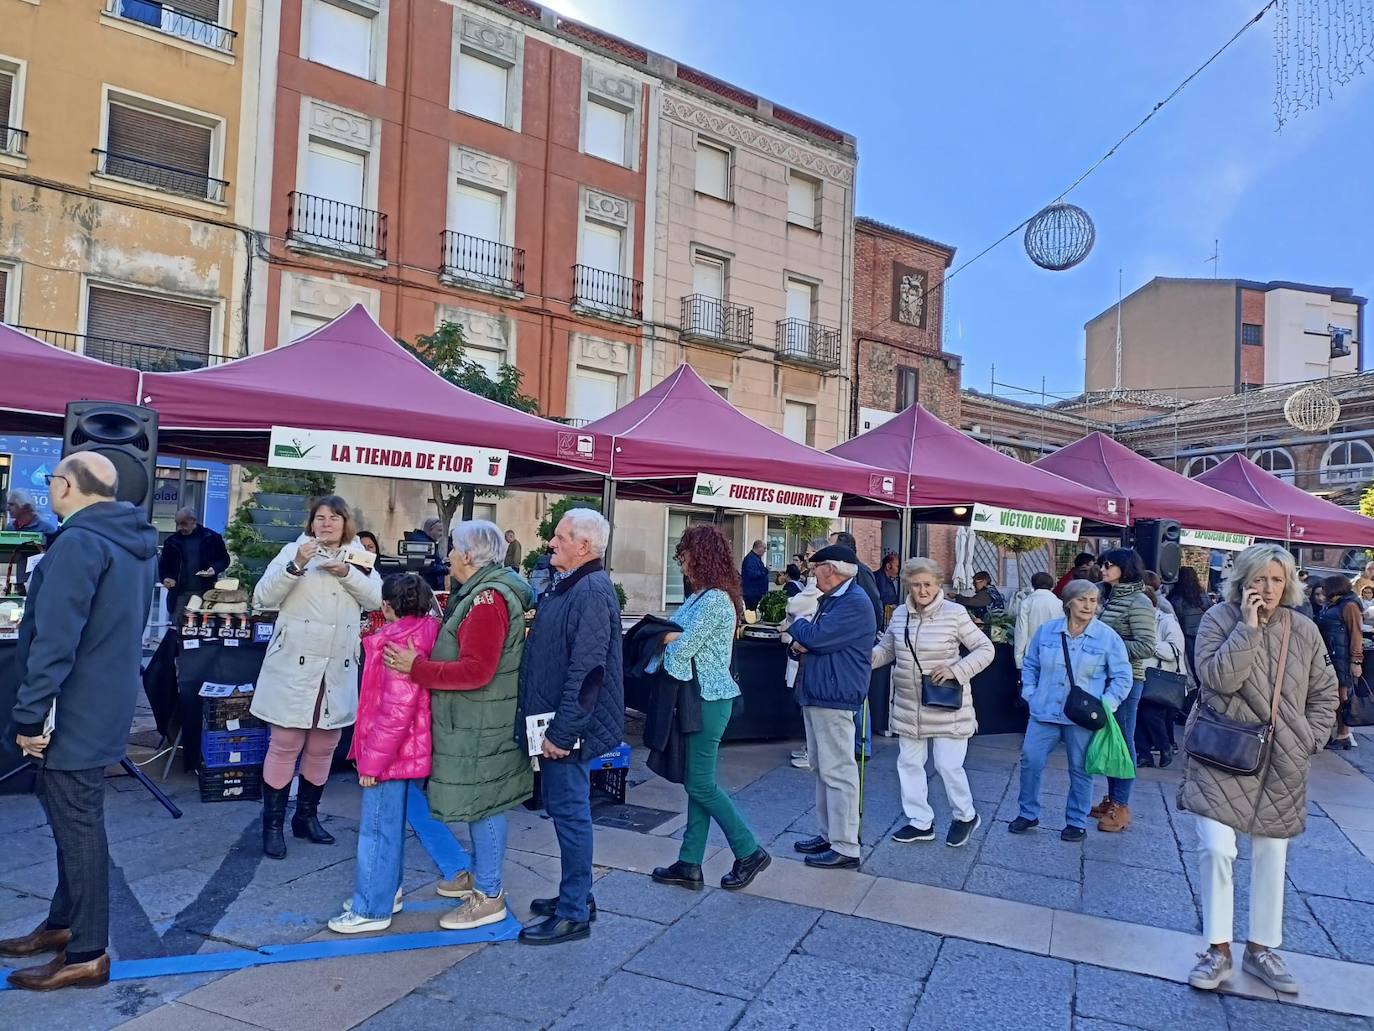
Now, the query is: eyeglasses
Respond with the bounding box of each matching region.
[43,474,68,488]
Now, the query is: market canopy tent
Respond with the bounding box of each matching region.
[829,403,1127,526]
[135,306,611,478]
[1197,454,1374,548]
[0,323,139,435]
[1033,432,1289,539]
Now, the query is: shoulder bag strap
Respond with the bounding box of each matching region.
[1269,610,1292,726]
[1060,632,1078,692]
[902,615,927,679]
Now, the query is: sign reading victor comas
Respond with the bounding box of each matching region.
[971,503,1082,542]
[692,473,842,518]
[1180,528,1254,552]
[268,427,509,486]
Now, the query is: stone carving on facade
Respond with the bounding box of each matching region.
[660,94,853,185]
[455,147,511,189]
[291,274,378,318]
[584,188,630,227]
[459,13,517,63]
[307,100,374,149]
[586,66,638,110]
[575,332,631,373]
[438,305,511,358]
[892,264,928,329]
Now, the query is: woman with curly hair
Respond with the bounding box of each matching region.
[651,525,771,893]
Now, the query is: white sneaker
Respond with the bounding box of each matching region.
[789,753,811,770]
[790,749,807,760]
[341,887,403,915]
[328,909,393,934]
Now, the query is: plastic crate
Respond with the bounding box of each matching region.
[198,765,263,803]
[202,728,270,769]
[201,693,265,732]
[589,742,632,770]
[590,767,627,805]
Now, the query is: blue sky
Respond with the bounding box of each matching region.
[546,0,1372,401]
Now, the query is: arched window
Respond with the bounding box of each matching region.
[1250,446,1296,482]
[1182,455,1221,477]
[1320,440,1374,484]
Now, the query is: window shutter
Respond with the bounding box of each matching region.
[86,287,211,366]
[0,267,8,313]
[0,73,12,127]
[177,0,222,21]
[107,104,211,175]
[695,144,729,199]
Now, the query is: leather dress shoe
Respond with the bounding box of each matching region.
[529,895,597,922]
[721,848,771,891]
[651,861,704,891]
[7,952,110,991]
[803,849,860,871]
[0,922,72,958]
[518,915,591,946]
[792,835,832,855]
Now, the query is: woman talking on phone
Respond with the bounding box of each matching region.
[252,496,382,859]
[1180,544,1337,996]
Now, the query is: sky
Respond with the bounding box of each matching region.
[543,0,1373,402]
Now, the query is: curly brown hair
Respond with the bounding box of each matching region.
[381,573,435,619]
[675,524,744,618]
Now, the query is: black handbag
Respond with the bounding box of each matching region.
[1344,672,1374,728]
[1142,644,1188,711]
[1184,612,1290,776]
[1060,633,1107,731]
[904,620,962,710]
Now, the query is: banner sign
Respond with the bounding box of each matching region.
[692,473,843,518]
[268,427,508,486]
[971,503,1082,542]
[1180,528,1254,552]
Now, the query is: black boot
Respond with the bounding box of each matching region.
[291,779,336,845]
[651,861,704,890]
[261,784,289,860]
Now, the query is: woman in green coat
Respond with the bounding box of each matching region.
[385,519,533,931]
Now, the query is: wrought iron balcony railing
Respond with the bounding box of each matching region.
[109,0,237,52]
[93,149,229,202]
[775,317,841,368]
[440,231,525,292]
[1,126,27,157]
[572,265,643,321]
[288,192,387,260]
[12,324,220,371]
[680,294,753,350]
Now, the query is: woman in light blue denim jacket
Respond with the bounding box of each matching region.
[1012,579,1133,842]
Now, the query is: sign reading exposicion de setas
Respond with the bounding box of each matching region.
[692,473,843,518]
[268,426,509,486]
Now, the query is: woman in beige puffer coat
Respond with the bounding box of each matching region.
[1180,544,1337,998]
[873,558,994,847]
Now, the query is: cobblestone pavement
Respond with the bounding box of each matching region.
[1,727,1372,1030]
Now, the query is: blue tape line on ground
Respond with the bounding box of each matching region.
[0,916,523,989]
[406,782,470,878]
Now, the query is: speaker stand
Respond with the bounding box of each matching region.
[1,757,182,819]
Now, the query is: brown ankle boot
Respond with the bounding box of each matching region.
[1098,802,1132,833]
[0,922,72,958]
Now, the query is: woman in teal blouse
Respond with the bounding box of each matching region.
[651,526,771,892]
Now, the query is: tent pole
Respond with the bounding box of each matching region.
[899,509,913,562]
[460,487,475,520]
[601,478,617,568]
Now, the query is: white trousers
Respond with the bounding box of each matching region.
[898,736,975,826]
[1195,814,1289,948]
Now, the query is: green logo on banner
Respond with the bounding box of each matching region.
[273,441,315,460]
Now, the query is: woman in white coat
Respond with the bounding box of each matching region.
[873,558,995,847]
[251,495,382,859]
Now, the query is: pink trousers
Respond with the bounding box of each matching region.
[263,726,342,790]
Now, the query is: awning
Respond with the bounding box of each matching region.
[1197,454,1374,548]
[0,323,139,435]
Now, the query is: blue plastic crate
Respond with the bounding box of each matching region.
[588,742,631,771]
[202,728,270,770]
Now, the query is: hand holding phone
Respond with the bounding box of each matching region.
[1242,587,1263,627]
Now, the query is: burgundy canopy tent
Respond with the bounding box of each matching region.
[1033,432,1289,539]
[1197,454,1374,548]
[0,323,140,435]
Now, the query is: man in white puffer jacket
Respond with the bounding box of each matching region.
[872,557,994,848]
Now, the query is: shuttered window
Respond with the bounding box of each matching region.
[0,72,12,128]
[86,286,212,369]
[104,102,215,198]
[177,0,222,20]
[0,267,9,318]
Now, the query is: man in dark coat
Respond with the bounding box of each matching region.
[2,453,157,991]
[516,508,623,946]
[740,539,770,610]
[158,507,230,617]
[407,517,451,590]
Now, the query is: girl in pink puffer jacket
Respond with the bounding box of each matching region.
[329,573,439,934]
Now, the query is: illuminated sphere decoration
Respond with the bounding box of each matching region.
[1024,202,1096,271]
[1283,383,1341,432]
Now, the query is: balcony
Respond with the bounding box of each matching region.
[93,149,229,202]
[13,325,221,371]
[288,192,387,261]
[107,0,237,53]
[440,231,525,293]
[680,294,753,351]
[1,126,26,158]
[775,317,841,369]
[572,265,643,321]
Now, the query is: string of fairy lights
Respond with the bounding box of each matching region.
[1274,0,1374,127]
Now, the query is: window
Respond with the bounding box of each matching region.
[896,365,919,409]
[455,50,509,124]
[1320,440,1374,484]
[453,184,504,244]
[101,97,221,201]
[466,346,504,379]
[0,62,23,155]
[572,369,621,423]
[288,313,329,340]
[783,401,815,446]
[1181,455,1221,478]
[686,255,727,336]
[787,171,819,229]
[1251,446,1295,481]
[665,510,722,605]
[112,0,232,51]
[1241,323,1262,347]
[0,264,11,321]
[709,384,729,401]
[86,285,212,369]
[785,278,816,323]
[695,140,731,200]
[306,0,374,80]
[304,140,365,207]
[581,221,624,276]
[584,99,628,165]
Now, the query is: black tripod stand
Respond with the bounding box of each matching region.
[0,756,183,818]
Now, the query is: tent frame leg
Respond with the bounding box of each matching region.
[601,479,617,569]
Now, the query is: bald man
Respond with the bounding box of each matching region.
[2,452,157,991]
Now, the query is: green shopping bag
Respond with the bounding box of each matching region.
[1085,708,1135,780]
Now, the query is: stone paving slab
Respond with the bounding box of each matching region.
[549,970,745,1031]
[734,953,921,1031]
[1074,963,1228,1030]
[797,911,943,980]
[909,937,1075,1031]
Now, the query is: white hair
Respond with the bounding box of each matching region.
[447,518,504,568]
[824,560,858,580]
[901,557,942,586]
[175,507,197,521]
[1061,578,1099,613]
[7,489,35,510]
[1223,543,1304,608]
[560,508,610,557]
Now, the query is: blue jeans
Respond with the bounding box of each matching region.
[540,756,593,923]
[1108,680,1144,805]
[1019,719,1094,829]
[352,778,410,920]
[465,813,508,897]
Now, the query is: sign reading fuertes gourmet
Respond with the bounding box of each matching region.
[692,473,842,517]
[268,426,508,486]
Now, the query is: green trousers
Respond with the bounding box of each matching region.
[680,696,759,865]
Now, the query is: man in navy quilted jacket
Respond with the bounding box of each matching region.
[516,508,623,946]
